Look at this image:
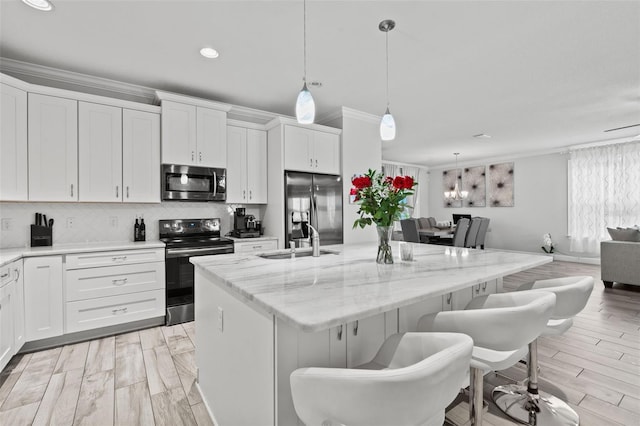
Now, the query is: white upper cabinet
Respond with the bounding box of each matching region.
[197,106,227,168]
[161,100,227,167]
[79,102,123,202]
[226,125,267,204]
[122,109,160,203]
[0,83,28,201]
[28,93,78,201]
[284,125,340,175]
[161,100,197,166]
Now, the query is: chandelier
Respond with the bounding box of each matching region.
[444,153,468,200]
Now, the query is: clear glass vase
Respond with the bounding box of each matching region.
[376,225,394,264]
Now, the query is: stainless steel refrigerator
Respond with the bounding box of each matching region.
[285,172,343,248]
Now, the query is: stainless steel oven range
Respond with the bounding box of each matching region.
[160,218,234,326]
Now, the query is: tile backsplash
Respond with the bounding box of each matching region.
[0,202,264,249]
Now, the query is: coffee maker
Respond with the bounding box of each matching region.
[232,208,261,238]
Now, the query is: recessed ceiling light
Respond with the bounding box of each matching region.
[200,47,219,59]
[473,133,491,139]
[21,0,54,11]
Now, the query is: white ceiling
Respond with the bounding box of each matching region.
[1,0,638,168]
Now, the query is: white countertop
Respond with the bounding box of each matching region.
[191,242,552,332]
[0,240,165,267]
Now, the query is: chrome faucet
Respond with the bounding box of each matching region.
[307,225,320,257]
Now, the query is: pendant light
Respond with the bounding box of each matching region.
[379,19,396,141]
[295,0,315,124]
[445,153,469,200]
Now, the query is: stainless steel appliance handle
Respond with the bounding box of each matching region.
[212,171,217,197]
[166,246,232,258]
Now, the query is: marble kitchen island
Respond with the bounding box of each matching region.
[191,242,552,426]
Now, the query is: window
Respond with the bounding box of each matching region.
[568,141,640,253]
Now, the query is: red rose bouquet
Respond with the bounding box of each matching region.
[351,169,417,228]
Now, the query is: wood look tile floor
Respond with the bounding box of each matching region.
[0,261,638,425]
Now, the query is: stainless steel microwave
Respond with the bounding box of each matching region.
[162,164,226,201]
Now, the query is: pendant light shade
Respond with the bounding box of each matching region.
[379,19,396,141]
[380,107,396,141]
[296,82,315,124]
[296,0,315,124]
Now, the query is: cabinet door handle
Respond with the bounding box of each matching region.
[112,307,128,314]
[353,320,359,336]
[249,190,252,200]
[13,268,20,281]
[111,256,127,262]
[309,158,313,167]
[116,186,119,198]
[70,184,74,197]
[243,190,246,200]
[126,186,130,198]
[475,284,480,294]
[192,151,195,161]
[112,278,128,286]
[337,325,343,341]
[446,292,452,305]
[315,159,318,168]
[0,272,8,279]
[482,282,487,291]
[199,152,202,162]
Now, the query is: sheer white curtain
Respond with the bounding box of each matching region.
[568,141,640,253]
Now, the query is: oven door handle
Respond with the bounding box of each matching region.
[166,246,233,258]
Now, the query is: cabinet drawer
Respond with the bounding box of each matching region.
[66,262,165,302]
[65,289,165,333]
[234,240,278,254]
[66,248,164,269]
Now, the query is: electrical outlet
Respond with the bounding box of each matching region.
[109,216,118,228]
[217,307,224,332]
[1,218,12,231]
[66,217,75,229]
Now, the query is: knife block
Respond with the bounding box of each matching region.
[31,225,52,247]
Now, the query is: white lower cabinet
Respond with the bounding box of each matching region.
[66,289,164,333]
[24,256,64,341]
[64,248,165,334]
[12,261,25,352]
[233,238,278,254]
[0,266,15,371]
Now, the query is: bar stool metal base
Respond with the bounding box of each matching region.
[492,384,579,426]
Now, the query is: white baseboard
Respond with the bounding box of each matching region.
[553,253,601,265]
[195,382,219,426]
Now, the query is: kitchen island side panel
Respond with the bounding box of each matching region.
[195,269,274,426]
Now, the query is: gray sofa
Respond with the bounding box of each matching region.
[600,240,640,288]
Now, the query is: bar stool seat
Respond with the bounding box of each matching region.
[290,332,473,426]
[417,291,556,426]
[492,276,594,426]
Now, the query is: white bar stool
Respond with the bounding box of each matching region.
[492,276,594,426]
[417,291,556,426]
[290,332,473,426]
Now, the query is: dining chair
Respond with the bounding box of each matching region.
[400,219,421,243]
[475,218,490,249]
[464,217,482,248]
[451,217,470,247]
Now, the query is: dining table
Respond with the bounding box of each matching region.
[418,226,455,238]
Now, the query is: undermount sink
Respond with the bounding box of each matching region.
[258,249,338,260]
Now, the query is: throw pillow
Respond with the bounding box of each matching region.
[607,227,640,242]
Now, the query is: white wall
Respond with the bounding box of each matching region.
[0,201,264,248]
[325,108,381,245]
[426,152,574,255]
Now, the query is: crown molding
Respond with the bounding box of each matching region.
[264,116,342,134]
[227,119,267,130]
[0,57,157,104]
[155,90,231,112]
[318,107,380,126]
[228,104,279,124]
[0,72,31,90]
